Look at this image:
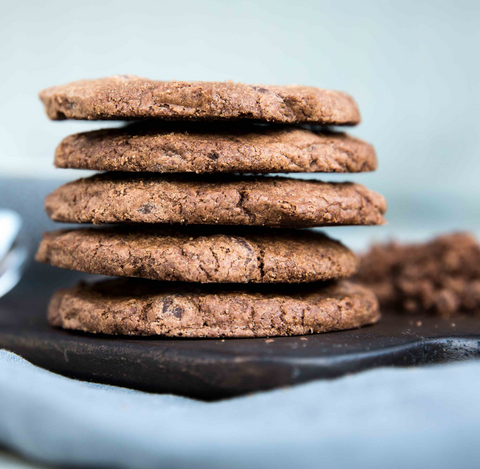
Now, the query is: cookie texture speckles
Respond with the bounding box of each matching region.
[54,123,377,174]
[44,173,387,227]
[48,278,380,338]
[39,75,361,125]
[36,227,359,284]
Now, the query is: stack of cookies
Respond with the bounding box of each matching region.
[36,76,386,338]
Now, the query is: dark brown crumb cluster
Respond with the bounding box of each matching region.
[356,232,480,317]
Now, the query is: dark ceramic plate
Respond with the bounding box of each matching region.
[1,264,479,401]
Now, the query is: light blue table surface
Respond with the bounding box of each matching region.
[1,349,479,469]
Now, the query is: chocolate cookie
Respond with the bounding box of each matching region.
[39,75,361,125]
[44,174,387,227]
[48,278,380,338]
[356,232,480,318]
[54,123,376,174]
[36,227,358,284]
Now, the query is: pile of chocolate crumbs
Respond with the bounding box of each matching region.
[356,232,480,317]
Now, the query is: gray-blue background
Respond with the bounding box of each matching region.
[1,0,479,245]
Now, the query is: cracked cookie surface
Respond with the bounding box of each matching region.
[44,173,387,227]
[48,278,380,338]
[36,227,358,283]
[54,123,376,174]
[39,75,361,125]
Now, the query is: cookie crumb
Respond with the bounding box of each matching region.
[265,339,275,343]
[300,337,308,341]
[356,232,480,317]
